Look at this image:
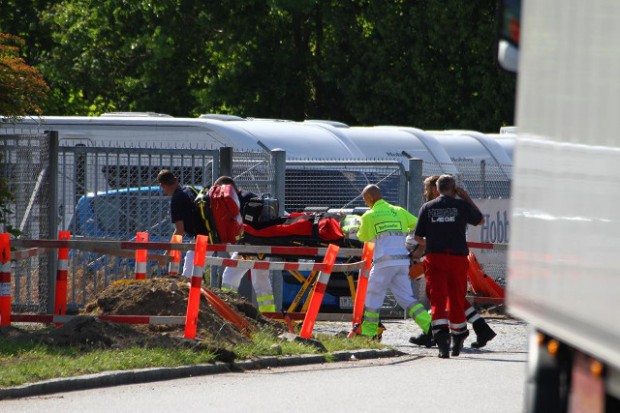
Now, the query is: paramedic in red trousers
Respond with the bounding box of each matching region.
[356,184,432,339]
[409,175,496,349]
[413,175,485,358]
[157,169,201,274]
[215,176,276,314]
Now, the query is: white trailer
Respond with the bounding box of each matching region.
[1,114,363,159]
[502,0,620,410]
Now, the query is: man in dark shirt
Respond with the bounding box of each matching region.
[409,175,497,350]
[157,169,200,276]
[414,175,484,358]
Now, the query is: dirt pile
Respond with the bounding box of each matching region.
[3,277,286,362]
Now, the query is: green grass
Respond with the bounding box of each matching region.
[0,336,218,388]
[0,331,386,388]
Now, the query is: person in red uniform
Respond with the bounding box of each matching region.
[413,175,485,358]
[409,175,496,349]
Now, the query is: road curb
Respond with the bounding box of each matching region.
[0,348,403,400]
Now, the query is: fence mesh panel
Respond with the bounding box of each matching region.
[232,150,275,196]
[284,160,406,212]
[55,146,220,308]
[1,134,52,312]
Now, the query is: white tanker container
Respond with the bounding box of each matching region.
[333,125,461,176]
[0,114,365,159]
[486,132,516,162]
[429,130,512,199]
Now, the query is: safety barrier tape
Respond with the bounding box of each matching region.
[10,248,52,260]
[467,296,505,305]
[10,239,363,257]
[467,242,509,251]
[10,313,186,325]
[11,238,507,257]
[206,256,364,272]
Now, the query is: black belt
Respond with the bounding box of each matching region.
[429,251,468,256]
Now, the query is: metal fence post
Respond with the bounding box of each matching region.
[47,131,59,314]
[219,147,233,178]
[480,159,487,199]
[407,158,424,215]
[210,152,220,185]
[270,148,286,311]
[271,148,286,215]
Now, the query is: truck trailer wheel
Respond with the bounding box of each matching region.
[525,329,572,413]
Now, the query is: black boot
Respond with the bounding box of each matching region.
[409,328,435,348]
[471,318,497,348]
[451,331,469,357]
[435,329,450,359]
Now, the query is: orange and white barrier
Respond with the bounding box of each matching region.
[10,247,51,260]
[12,313,185,325]
[467,241,508,251]
[10,239,362,258]
[349,242,375,336]
[201,256,364,272]
[299,244,340,340]
[0,233,11,326]
[168,235,183,275]
[184,235,208,339]
[134,232,148,280]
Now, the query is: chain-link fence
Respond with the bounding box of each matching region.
[57,145,221,309]
[59,146,219,235]
[451,160,512,199]
[282,160,410,314]
[0,132,511,313]
[0,133,54,312]
[284,160,407,212]
[232,150,278,199]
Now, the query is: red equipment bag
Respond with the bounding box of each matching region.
[242,213,345,243]
[208,184,243,243]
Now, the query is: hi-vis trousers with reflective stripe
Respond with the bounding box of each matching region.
[221,251,276,313]
[361,263,431,337]
[424,253,469,335]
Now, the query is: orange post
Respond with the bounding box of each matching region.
[299,244,340,339]
[54,231,71,316]
[134,232,148,280]
[350,242,375,335]
[184,235,208,339]
[0,233,11,326]
[168,235,183,276]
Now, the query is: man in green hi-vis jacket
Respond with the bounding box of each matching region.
[356,184,431,340]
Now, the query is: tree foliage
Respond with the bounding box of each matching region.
[0,32,49,117]
[1,0,515,130]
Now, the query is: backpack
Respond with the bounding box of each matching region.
[208,184,244,244]
[187,186,220,244]
[242,194,279,226]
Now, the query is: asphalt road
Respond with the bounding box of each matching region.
[0,318,528,413]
